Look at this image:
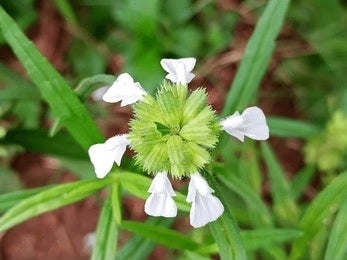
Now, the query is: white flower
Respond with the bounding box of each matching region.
[221,106,269,142]
[145,172,177,218]
[102,73,147,106]
[160,58,196,85]
[91,86,110,101]
[88,134,130,178]
[186,172,224,228]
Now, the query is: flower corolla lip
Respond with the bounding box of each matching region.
[221,106,269,142]
[186,172,224,228]
[160,58,196,85]
[102,73,147,106]
[88,134,130,178]
[144,171,177,218]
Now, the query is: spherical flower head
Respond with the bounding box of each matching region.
[128,81,221,178]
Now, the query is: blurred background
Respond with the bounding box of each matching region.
[0,0,347,259]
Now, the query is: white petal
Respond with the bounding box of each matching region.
[190,193,224,228]
[102,73,146,105]
[147,172,174,194]
[91,86,110,101]
[144,193,177,217]
[190,172,214,196]
[88,135,130,178]
[221,107,269,141]
[240,107,269,140]
[88,143,116,178]
[160,58,196,85]
[104,134,130,166]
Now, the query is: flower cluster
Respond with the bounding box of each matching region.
[88,58,269,228]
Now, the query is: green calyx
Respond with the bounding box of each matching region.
[128,81,221,178]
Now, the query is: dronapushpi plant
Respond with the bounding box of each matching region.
[88,58,269,228]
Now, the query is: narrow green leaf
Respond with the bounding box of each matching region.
[120,220,200,251]
[291,165,315,200]
[111,182,122,224]
[0,6,103,149]
[261,142,298,226]
[0,178,111,232]
[117,218,172,260]
[242,229,302,251]
[290,172,347,260]
[0,186,51,213]
[91,195,118,260]
[199,229,302,253]
[118,172,190,212]
[1,129,86,159]
[216,170,272,227]
[324,195,347,260]
[203,172,247,260]
[222,0,290,116]
[267,116,320,139]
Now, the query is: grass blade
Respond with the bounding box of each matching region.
[267,116,320,139]
[222,0,290,116]
[1,129,86,159]
[204,172,247,260]
[117,218,172,260]
[291,165,315,200]
[290,172,347,260]
[0,6,103,149]
[242,229,302,251]
[261,143,298,226]
[324,195,347,260]
[120,220,199,251]
[0,186,51,213]
[0,178,111,232]
[91,195,118,260]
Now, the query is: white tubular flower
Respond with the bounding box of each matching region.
[186,172,224,228]
[160,58,196,85]
[221,106,269,142]
[145,172,177,218]
[102,73,147,106]
[88,134,130,178]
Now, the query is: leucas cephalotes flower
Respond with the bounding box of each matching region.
[88,57,269,228]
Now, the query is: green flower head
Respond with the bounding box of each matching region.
[129,81,221,178]
[88,57,269,228]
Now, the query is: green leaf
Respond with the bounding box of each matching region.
[0,186,51,213]
[261,143,298,226]
[91,195,118,260]
[111,182,122,224]
[324,195,347,260]
[217,171,273,227]
[0,178,111,232]
[154,121,171,136]
[203,172,247,260]
[199,229,302,253]
[120,220,199,251]
[118,172,190,212]
[117,217,172,260]
[1,129,87,159]
[291,165,315,199]
[290,172,347,260]
[0,6,103,149]
[242,229,302,251]
[267,116,320,139]
[222,0,290,116]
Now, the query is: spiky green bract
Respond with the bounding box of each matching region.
[129,81,221,178]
